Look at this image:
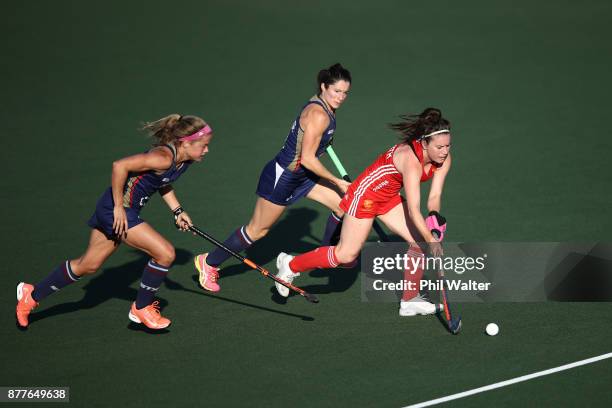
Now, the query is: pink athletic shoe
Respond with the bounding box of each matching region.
[194,253,220,292]
[128,301,171,329]
[16,282,38,328]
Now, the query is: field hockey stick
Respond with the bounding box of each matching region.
[432,230,461,334]
[188,225,319,303]
[326,146,390,242]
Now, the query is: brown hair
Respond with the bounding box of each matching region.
[389,108,450,144]
[141,114,207,146]
[317,63,352,95]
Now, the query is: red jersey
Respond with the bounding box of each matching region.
[340,140,439,218]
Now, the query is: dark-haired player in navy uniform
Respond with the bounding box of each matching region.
[16,114,213,330]
[195,63,352,292]
[274,108,451,317]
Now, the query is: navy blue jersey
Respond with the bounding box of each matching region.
[121,143,192,210]
[274,95,336,174]
[88,143,192,239]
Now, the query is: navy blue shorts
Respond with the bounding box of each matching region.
[255,159,319,206]
[87,188,144,240]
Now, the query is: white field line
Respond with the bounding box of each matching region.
[403,352,612,408]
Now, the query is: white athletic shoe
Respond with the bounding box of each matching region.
[275,252,299,297]
[399,294,443,317]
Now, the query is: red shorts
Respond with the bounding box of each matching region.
[340,190,403,219]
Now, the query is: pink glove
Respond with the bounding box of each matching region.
[426,211,447,241]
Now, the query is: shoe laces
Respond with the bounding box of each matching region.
[19,290,37,309]
[145,301,162,318]
[208,266,219,282]
[201,256,219,282]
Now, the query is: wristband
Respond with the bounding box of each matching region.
[173,206,184,221]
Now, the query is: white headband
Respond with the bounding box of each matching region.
[419,129,450,140]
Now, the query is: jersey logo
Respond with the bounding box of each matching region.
[385,145,397,160]
[162,177,170,183]
[373,180,389,192]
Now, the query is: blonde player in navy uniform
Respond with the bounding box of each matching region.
[195,64,352,292]
[16,114,213,330]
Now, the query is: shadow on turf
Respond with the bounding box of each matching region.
[176,276,314,321]
[26,248,194,329]
[434,312,454,335]
[22,246,313,332]
[267,261,362,305]
[209,208,361,300]
[126,322,171,335]
[213,208,321,278]
[26,207,394,327]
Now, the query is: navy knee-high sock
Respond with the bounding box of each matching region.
[206,226,253,267]
[135,260,170,309]
[322,212,343,246]
[32,260,81,302]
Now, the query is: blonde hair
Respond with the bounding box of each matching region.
[142,114,207,146]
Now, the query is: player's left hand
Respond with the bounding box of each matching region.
[428,241,444,257]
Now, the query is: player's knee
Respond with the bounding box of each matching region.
[155,244,175,266]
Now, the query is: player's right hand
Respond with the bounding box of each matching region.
[113,205,128,238]
[175,211,193,232]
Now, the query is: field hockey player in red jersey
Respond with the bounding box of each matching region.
[16,114,213,330]
[275,108,452,316]
[194,64,353,292]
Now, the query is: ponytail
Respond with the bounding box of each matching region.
[389,107,450,144]
[142,114,207,146]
